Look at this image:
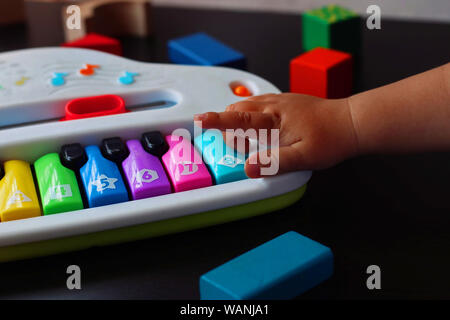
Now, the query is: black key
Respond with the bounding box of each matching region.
[101,137,129,163]
[141,131,168,157]
[60,143,88,170]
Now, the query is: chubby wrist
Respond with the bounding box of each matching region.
[344,95,362,156]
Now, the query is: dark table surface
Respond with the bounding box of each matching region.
[0,6,450,300]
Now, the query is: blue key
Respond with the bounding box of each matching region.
[200,231,334,300]
[80,145,128,208]
[194,129,247,184]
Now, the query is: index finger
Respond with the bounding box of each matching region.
[194,111,279,131]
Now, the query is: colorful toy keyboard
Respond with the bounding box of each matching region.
[0,48,311,262]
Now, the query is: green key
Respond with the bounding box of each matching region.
[34,153,84,215]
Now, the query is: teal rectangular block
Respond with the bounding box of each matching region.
[200,231,333,300]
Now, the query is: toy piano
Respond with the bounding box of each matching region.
[0,48,311,262]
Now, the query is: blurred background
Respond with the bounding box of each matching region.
[1,0,449,27]
[0,0,450,23]
[153,0,450,21]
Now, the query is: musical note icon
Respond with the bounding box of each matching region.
[15,76,30,86]
[79,64,99,76]
[118,71,139,85]
[50,72,68,87]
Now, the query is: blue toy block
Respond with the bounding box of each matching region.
[199,231,333,300]
[168,32,246,70]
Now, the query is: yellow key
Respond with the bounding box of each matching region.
[0,160,41,222]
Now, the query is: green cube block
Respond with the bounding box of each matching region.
[302,4,360,54]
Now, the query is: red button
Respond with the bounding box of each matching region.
[233,85,252,97]
[61,94,127,121]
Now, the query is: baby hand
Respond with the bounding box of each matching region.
[194,93,359,178]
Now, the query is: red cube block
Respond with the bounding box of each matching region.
[62,33,123,56]
[290,47,353,98]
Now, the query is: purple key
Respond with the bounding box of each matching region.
[122,139,172,200]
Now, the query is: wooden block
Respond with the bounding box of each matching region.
[24,0,152,46]
[290,47,353,99]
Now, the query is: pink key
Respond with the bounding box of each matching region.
[162,135,213,192]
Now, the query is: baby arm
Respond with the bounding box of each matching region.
[349,63,450,154]
[194,63,450,177]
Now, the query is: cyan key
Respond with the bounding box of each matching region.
[80,145,128,208]
[200,231,334,300]
[194,129,247,184]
